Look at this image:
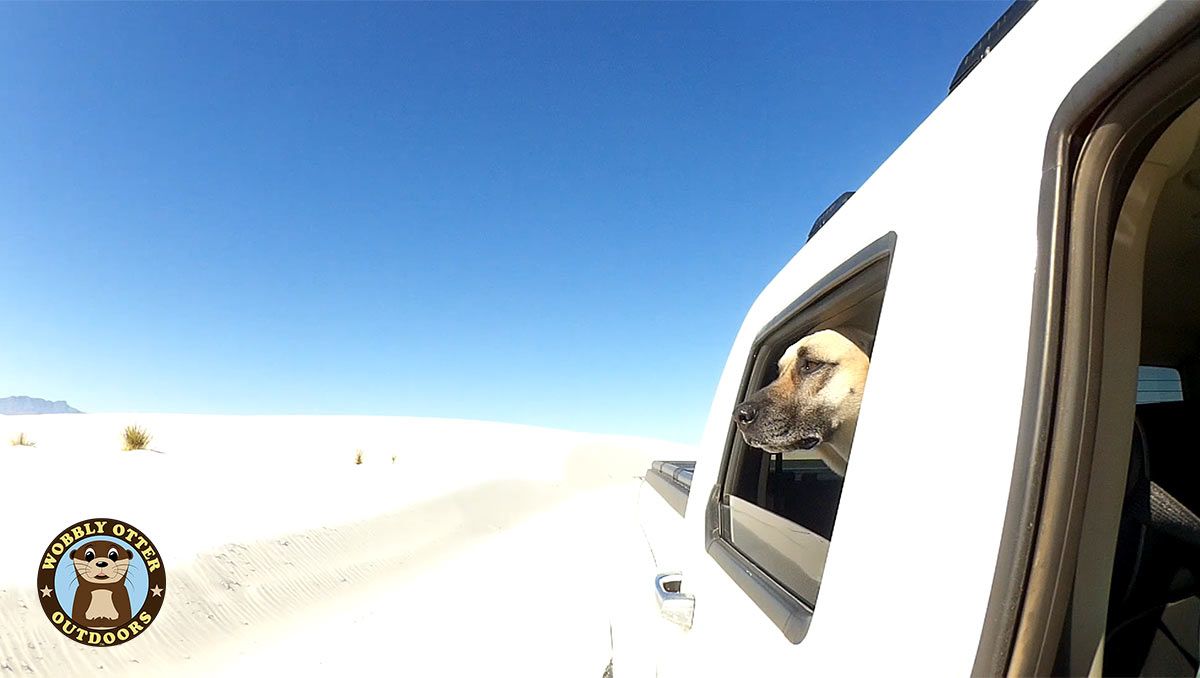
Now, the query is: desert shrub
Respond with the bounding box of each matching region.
[122,425,152,451]
[391,454,397,464]
[355,449,364,465]
[10,432,35,447]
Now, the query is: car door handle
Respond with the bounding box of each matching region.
[654,573,694,629]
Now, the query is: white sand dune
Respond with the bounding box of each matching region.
[0,414,693,676]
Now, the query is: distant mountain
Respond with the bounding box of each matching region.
[0,396,82,415]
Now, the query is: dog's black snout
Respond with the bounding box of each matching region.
[735,403,758,426]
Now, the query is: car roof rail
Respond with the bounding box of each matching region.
[948,0,1038,94]
[808,191,855,240]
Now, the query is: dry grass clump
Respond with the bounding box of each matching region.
[10,432,35,447]
[354,449,364,465]
[122,425,152,451]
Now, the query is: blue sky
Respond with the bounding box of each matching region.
[1,2,1005,443]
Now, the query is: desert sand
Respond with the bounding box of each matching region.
[0,414,693,676]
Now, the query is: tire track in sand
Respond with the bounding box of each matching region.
[0,479,570,677]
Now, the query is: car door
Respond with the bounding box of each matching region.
[650,2,1180,675]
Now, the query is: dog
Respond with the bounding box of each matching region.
[732,327,872,476]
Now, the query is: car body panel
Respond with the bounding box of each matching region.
[621,1,1184,675]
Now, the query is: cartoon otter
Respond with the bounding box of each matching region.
[69,539,133,629]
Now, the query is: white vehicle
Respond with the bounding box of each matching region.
[612,1,1200,675]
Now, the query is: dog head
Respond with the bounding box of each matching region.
[733,328,871,459]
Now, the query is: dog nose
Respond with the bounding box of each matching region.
[735,403,758,426]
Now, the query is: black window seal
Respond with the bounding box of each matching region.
[755,232,896,346]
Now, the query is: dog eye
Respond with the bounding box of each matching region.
[799,359,822,374]
[84,549,95,562]
[108,549,119,561]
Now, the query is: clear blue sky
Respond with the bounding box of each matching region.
[1,2,1005,443]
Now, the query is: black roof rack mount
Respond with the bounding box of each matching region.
[808,191,855,240]
[948,0,1038,94]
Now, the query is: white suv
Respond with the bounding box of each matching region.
[612,1,1200,675]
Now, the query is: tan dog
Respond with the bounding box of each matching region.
[732,328,871,476]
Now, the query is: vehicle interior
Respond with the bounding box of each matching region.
[1096,96,1200,676]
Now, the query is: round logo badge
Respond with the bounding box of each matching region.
[36,518,166,646]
